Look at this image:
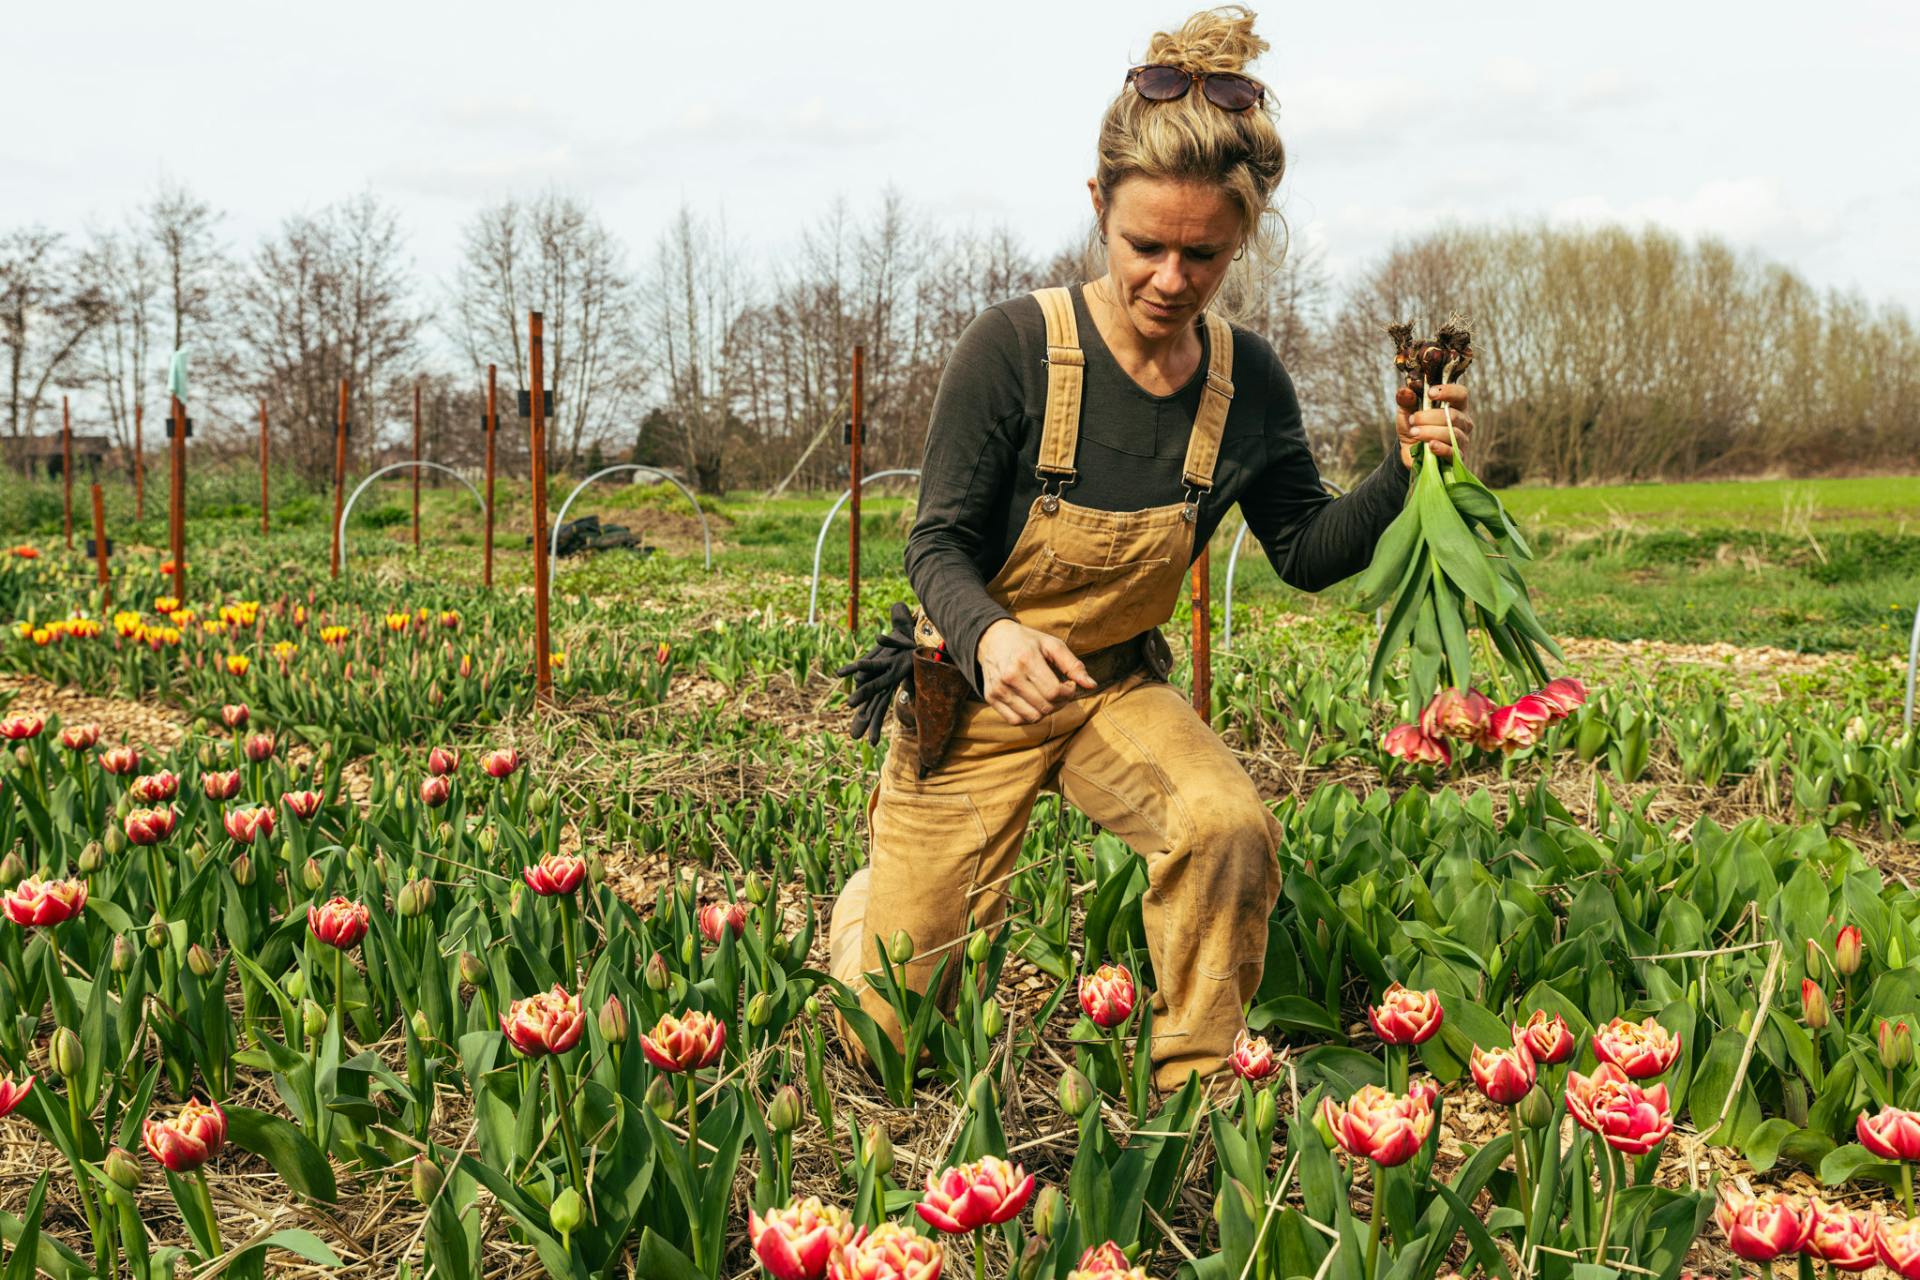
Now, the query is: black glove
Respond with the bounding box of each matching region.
[835,601,918,745]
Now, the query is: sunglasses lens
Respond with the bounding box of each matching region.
[1132,65,1190,101]
[1202,73,1262,111]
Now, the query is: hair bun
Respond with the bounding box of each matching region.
[1143,5,1269,75]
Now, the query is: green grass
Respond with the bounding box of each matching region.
[1493,474,1920,531]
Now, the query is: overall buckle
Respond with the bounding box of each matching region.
[1038,470,1076,514]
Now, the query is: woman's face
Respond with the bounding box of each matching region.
[1090,176,1244,344]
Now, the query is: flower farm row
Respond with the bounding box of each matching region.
[1,539,1918,1279]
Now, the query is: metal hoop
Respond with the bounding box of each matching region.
[336,462,488,572]
[1904,587,1919,731]
[548,466,713,572]
[1221,477,1350,651]
[807,470,922,626]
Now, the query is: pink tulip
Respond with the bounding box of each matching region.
[2,877,88,927]
[915,1155,1034,1233]
[640,1009,726,1073]
[307,896,371,950]
[827,1222,942,1280]
[1368,983,1443,1046]
[1714,1187,1811,1261]
[1857,1106,1920,1162]
[523,854,587,896]
[1382,723,1450,767]
[1566,1062,1673,1154]
[1469,1041,1536,1106]
[1512,1010,1576,1065]
[748,1197,865,1280]
[698,900,747,943]
[1418,687,1494,741]
[1230,1030,1278,1082]
[142,1099,227,1173]
[1535,677,1588,719]
[202,769,242,800]
[1591,1016,1682,1079]
[1078,963,1135,1029]
[1319,1082,1436,1168]
[500,985,585,1057]
[1805,1198,1881,1272]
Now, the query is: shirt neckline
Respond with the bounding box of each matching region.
[1070,282,1211,406]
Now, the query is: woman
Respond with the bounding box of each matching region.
[830,4,1472,1096]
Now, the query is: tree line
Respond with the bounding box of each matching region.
[5,184,1916,493]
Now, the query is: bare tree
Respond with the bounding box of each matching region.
[146,181,224,354]
[82,225,159,458]
[1,228,108,463]
[232,193,421,482]
[448,192,645,471]
[649,205,747,492]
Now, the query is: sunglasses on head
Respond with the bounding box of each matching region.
[1125,63,1266,112]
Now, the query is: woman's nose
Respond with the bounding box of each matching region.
[1153,257,1189,298]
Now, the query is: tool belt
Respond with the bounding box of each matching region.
[900,628,1172,778]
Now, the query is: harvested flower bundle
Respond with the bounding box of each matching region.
[1358,318,1585,764]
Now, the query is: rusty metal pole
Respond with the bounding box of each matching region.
[1190,548,1212,723]
[528,314,553,703]
[848,344,864,632]
[330,378,349,579]
[62,396,73,549]
[483,364,498,589]
[133,402,145,522]
[168,394,186,601]
[90,484,109,606]
[411,380,422,552]
[259,398,270,536]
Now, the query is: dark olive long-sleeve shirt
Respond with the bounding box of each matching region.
[906,284,1412,694]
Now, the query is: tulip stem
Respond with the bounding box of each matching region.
[685,1072,700,1172]
[1365,1162,1384,1280]
[333,948,346,1044]
[545,1056,586,1201]
[1903,1162,1914,1219]
[194,1169,222,1257]
[1595,1143,1619,1263]
[560,896,577,985]
[973,1227,986,1280]
[1509,1106,1532,1242]
[63,1085,106,1275]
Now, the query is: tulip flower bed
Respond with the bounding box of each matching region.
[0,523,1917,1279]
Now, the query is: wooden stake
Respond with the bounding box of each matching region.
[528,314,553,703]
[411,379,422,552]
[168,395,186,601]
[484,364,497,589]
[133,402,144,523]
[848,344,864,632]
[330,378,349,579]
[259,398,270,536]
[90,483,109,606]
[62,395,73,549]
[1190,548,1212,723]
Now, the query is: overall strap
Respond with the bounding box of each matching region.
[1181,311,1235,492]
[1033,286,1083,484]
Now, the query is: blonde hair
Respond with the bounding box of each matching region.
[1090,7,1287,303]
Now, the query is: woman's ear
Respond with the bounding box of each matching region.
[1086,178,1104,229]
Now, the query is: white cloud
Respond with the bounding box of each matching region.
[1549,178,1837,248]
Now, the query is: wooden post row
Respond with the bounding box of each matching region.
[848,345,864,633]
[168,395,186,601]
[90,484,109,606]
[62,396,73,549]
[330,379,349,579]
[528,314,553,702]
[484,364,497,589]
[133,403,145,523]
[259,399,270,535]
[1190,550,1212,723]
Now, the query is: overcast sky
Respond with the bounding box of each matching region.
[14,0,1918,328]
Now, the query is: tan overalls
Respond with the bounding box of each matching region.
[829,287,1285,1092]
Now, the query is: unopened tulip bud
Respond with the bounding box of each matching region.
[1882,1019,1915,1070]
[1806,937,1825,978]
[1516,1085,1552,1130]
[1892,931,1908,970]
[111,934,135,974]
[746,992,772,1028]
[805,995,821,1020]
[585,852,606,885]
[1058,1066,1093,1118]
[769,934,790,964]
[50,1026,83,1078]
[435,822,452,845]
[302,858,323,892]
[475,828,497,856]
[409,1154,443,1205]
[527,789,550,817]
[1360,879,1377,912]
[396,879,432,917]
[550,1186,583,1238]
[229,852,255,886]
[410,1009,433,1042]
[103,826,126,856]
[187,944,216,979]
[887,930,914,965]
[1031,1184,1064,1241]
[743,872,768,905]
[459,952,485,987]
[968,1070,998,1113]
[282,968,308,1002]
[646,1075,678,1121]
[105,1147,143,1190]
[981,999,1004,1038]
[645,951,671,992]
[598,995,628,1046]
[1016,1236,1046,1280]
[1803,980,1831,1030]
[1311,1102,1338,1150]
[861,1121,893,1176]
[1835,925,1863,976]
[1255,1088,1278,1134]
[679,934,696,968]
[146,914,167,949]
[767,1084,803,1135]
[15,746,31,768]
[967,930,992,964]
[0,853,23,888]
[303,1001,327,1037]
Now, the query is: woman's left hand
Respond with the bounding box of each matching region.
[1397,383,1472,469]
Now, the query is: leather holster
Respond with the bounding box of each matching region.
[907,648,971,779]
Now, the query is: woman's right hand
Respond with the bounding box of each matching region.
[976,619,1096,724]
